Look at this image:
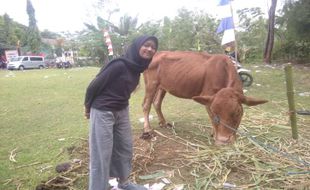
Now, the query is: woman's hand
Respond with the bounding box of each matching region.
[85,107,90,119]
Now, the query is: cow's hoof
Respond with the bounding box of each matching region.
[166,123,173,128]
[55,162,71,173]
[140,132,154,140]
[159,123,173,128]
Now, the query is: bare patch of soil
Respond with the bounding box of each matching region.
[36,127,196,189]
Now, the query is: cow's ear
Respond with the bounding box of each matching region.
[192,95,213,106]
[241,95,268,106]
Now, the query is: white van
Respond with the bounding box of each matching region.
[7,56,46,70]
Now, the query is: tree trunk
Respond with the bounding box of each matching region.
[263,0,277,64]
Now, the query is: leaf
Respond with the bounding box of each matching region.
[139,170,166,180]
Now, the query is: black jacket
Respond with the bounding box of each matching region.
[84,60,140,111]
[84,35,158,112]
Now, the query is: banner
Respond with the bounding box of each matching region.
[103,29,114,56]
[216,0,235,45]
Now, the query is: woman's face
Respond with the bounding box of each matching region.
[139,40,157,60]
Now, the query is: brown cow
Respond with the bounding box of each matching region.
[141,51,267,145]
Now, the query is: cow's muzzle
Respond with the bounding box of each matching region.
[214,134,236,145]
[212,115,237,145]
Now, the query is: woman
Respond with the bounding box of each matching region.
[84,35,158,190]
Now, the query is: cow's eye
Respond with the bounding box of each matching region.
[231,107,242,118]
[230,112,235,118]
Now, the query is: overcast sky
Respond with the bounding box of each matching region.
[0,0,273,33]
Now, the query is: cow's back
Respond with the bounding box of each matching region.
[144,51,242,98]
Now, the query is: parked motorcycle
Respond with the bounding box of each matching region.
[56,61,72,69]
[228,56,253,87]
[236,62,253,87]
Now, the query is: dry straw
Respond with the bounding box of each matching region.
[131,107,310,189]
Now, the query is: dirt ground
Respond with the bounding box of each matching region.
[36,127,197,190]
[131,129,198,186]
[36,121,310,189]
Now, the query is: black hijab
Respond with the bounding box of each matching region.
[122,35,158,73]
[98,35,158,75]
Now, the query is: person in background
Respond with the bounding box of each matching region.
[0,55,7,69]
[224,46,234,58]
[224,45,240,63]
[84,35,158,190]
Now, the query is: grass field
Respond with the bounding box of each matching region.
[0,64,309,189]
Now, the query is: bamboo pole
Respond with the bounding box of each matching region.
[229,0,238,63]
[284,64,298,139]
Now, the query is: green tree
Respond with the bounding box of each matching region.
[237,7,267,62]
[115,14,138,36]
[274,0,310,63]
[79,13,141,65]
[281,0,310,41]
[0,14,28,54]
[82,23,109,64]
[26,0,41,53]
[264,0,277,64]
[99,15,139,56]
[136,20,160,42]
[157,9,220,52]
[13,23,28,49]
[159,17,173,50]
[3,14,17,47]
[41,29,60,39]
[170,8,196,50]
[75,7,222,65]
[192,11,220,53]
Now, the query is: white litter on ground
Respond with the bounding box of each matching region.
[109,178,119,189]
[148,182,166,190]
[299,92,310,97]
[161,178,171,184]
[173,184,184,190]
[108,178,182,190]
[223,182,236,188]
[5,71,16,77]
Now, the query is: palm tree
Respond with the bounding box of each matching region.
[116,14,138,36]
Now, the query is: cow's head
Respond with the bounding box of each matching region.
[193,88,268,145]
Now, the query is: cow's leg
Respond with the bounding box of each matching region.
[153,88,171,128]
[141,83,159,139]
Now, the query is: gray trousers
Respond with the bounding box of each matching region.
[89,107,133,190]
